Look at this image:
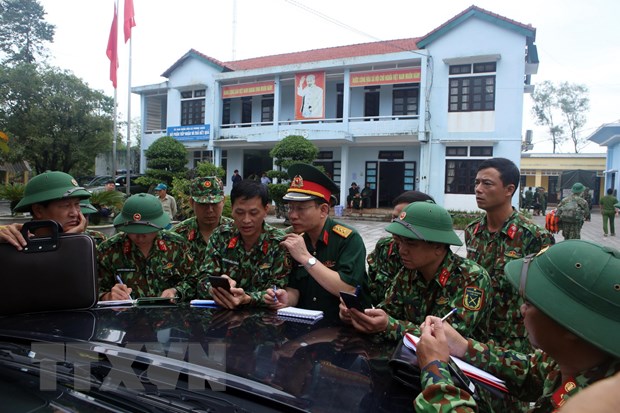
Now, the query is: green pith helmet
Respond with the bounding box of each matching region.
[113,193,169,234]
[385,201,462,246]
[190,176,224,204]
[505,240,620,357]
[571,182,585,194]
[80,199,98,215]
[14,171,92,213]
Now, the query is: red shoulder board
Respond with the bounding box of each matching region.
[507,223,517,239]
[262,240,268,255]
[228,236,239,249]
[473,223,481,234]
[322,229,329,245]
[188,229,196,241]
[123,239,131,254]
[438,268,450,287]
[157,239,167,252]
[551,377,577,410]
[387,241,394,256]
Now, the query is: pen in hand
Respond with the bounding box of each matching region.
[272,285,278,303]
[116,275,133,300]
[441,307,458,322]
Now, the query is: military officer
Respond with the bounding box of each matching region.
[98,193,197,301]
[172,176,233,264]
[466,157,554,353]
[80,199,108,246]
[415,240,620,412]
[0,171,91,249]
[366,190,434,306]
[270,163,368,320]
[341,201,492,342]
[196,180,291,309]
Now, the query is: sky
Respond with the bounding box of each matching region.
[38,0,620,153]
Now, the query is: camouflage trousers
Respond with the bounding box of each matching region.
[561,221,583,239]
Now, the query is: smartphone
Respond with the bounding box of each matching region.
[135,297,177,306]
[209,276,231,292]
[340,291,365,312]
[447,358,477,397]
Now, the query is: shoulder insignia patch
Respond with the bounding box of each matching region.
[332,224,352,238]
[438,268,450,287]
[507,223,518,239]
[435,296,449,305]
[463,286,484,311]
[157,239,168,252]
[188,229,196,241]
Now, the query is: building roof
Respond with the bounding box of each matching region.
[161,5,535,78]
[587,122,620,147]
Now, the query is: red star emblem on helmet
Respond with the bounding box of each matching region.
[204,181,211,188]
[133,213,142,221]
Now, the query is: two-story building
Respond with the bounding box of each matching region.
[133,5,538,210]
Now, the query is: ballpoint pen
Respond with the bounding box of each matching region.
[272,285,278,303]
[116,274,133,300]
[441,307,458,322]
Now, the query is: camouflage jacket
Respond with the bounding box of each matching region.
[415,360,476,412]
[172,216,233,264]
[557,194,590,222]
[97,231,197,301]
[196,221,291,307]
[367,235,401,305]
[416,340,620,412]
[85,228,107,246]
[465,211,554,352]
[379,251,492,342]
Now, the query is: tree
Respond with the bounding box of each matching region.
[0,0,55,65]
[558,82,590,153]
[531,80,590,153]
[531,81,564,154]
[0,63,114,174]
[139,136,188,187]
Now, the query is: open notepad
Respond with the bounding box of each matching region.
[404,333,508,393]
[96,297,177,307]
[277,307,323,323]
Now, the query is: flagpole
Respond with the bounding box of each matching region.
[113,87,118,179]
[126,37,132,196]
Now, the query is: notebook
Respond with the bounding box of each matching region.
[277,306,324,322]
[404,333,508,393]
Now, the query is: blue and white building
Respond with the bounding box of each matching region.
[133,5,538,210]
[588,122,620,193]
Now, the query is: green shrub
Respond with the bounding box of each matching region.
[0,183,25,215]
[448,210,484,230]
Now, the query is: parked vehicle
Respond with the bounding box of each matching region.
[86,174,148,195]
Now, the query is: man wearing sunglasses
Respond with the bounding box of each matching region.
[98,193,197,302]
[415,240,620,412]
[340,201,491,342]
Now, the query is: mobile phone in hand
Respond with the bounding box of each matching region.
[340,291,365,312]
[209,276,231,292]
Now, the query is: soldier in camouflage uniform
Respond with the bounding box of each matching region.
[196,180,291,309]
[172,176,233,264]
[98,193,197,302]
[273,164,368,320]
[367,190,434,306]
[341,201,492,342]
[81,199,108,246]
[466,158,554,353]
[556,182,590,239]
[0,171,91,249]
[414,240,620,412]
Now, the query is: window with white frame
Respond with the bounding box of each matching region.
[448,62,496,112]
[181,89,206,126]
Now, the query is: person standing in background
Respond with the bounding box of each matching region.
[154,183,177,220]
[599,188,618,237]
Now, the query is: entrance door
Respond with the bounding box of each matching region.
[378,162,405,207]
[243,150,272,180]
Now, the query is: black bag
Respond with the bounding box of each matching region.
[0,220,98,315]
[388,339,421,389]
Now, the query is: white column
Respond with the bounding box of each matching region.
[340,145,350,206]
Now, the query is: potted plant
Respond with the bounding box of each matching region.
[0,183,25,216]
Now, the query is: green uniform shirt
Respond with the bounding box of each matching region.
[599,194,618,215]
[172,216,233,264]
[465,211,554,352]
[367,235,401,306]
[196,221,291,307]
[97,230,197,301]
[379,251,491,341]
[288,217,368,320]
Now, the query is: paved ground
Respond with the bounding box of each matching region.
[268,207,619,257]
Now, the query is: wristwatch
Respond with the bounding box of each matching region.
[305,257,317,269]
